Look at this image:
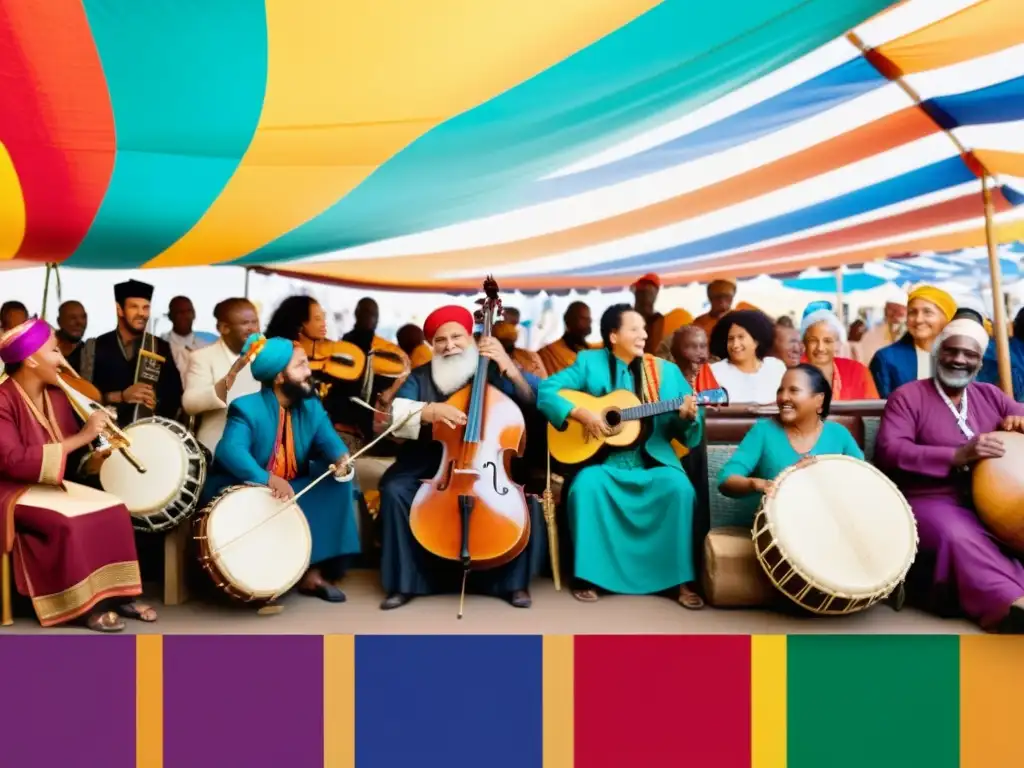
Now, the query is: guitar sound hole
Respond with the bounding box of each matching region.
[604,410,622,428]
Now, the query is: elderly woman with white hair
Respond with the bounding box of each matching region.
[875,317,1024,633]
[800,302,879,401]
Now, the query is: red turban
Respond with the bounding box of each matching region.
[423,305,473,341]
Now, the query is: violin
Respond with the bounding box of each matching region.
[408,277,530,617]
[301,338,366,383]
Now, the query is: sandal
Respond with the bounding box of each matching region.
[678,586,705,610]
[573,588,599,603]
[87,610,125,633]
[117,601,158,622]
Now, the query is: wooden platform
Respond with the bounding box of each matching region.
[1,570,977,635]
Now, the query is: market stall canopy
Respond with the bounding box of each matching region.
[2,0,1023,291]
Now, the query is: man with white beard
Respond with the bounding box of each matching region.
[377,304,545,611]
[875,318,1024,633]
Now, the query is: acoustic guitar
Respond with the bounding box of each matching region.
[547,388,728,465]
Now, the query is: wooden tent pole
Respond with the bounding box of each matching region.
[982,174,1013,396]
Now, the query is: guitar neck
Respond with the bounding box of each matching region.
[619,396,686,422]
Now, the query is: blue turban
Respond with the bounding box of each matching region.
[802,300,833,320]
[243,334,295,383]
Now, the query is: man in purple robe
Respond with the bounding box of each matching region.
[875,318,1024,633]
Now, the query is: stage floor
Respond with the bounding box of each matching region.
[3,570,978,635]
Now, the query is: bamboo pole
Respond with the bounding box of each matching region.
[982,174,1013,396]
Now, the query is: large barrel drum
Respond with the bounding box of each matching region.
[973,431,1024,555]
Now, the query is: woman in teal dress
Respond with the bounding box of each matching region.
[718,364,863,513]
[538,304,705,609]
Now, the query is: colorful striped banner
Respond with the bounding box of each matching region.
[1,634,1022,767]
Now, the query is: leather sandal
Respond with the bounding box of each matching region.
[87,610,125,633]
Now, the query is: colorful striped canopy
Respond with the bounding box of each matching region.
[780,245,1022,292]
[2,1,1022,292]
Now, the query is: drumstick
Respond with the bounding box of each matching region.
[208,404,425,555]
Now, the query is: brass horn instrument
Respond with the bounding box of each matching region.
[54,364,147,474]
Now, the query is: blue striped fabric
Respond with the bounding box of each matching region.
[532,57,884,201]
[567,156,975,276]
[925,74,1024,130]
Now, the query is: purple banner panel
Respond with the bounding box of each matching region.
[164,635,324,768]
[0,636,136,768]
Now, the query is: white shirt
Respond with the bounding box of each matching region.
[181,338,259,454]
[710,356,787,405]
[164,331,214,386]
[915,347,932,380]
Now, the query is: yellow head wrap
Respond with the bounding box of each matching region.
[907,285,956,321]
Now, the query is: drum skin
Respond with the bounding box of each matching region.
[973,431,1024,555]
[753,455,918,615]
[99,416,206,532]
[195,484,311,603]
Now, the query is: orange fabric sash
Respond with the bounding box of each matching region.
[268,408,298,481]
[640,354,662,404]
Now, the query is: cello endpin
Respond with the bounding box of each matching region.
[457,569,468,619]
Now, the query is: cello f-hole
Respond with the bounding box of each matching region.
[483,461,509,495]
[437,460,455,491]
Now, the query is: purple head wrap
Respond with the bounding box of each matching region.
[0,319,52,364]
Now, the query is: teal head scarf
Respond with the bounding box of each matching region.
[243,334,296,384]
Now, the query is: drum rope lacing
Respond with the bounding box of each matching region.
[206,402,424,557]
[753,455,917,613]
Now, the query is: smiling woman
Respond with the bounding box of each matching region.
[869,284,957,397]
[716,363,864,521]
[709,309,786,404]
[801,307,878,401]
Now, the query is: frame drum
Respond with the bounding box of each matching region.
[195,485,311,603]
[753,455,917,615]
[99,417,206,532]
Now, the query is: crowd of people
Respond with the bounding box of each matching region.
[0,270,1022,634]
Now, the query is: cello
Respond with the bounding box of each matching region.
[408,278,531,617]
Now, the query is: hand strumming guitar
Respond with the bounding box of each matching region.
[571,407,611,443]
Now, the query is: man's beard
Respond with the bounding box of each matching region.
[935,362,978,390]
[430,345,480,396]
[280,378,315,402]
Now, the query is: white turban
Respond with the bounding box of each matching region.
[935,318,989,352]
[800,309,847,345]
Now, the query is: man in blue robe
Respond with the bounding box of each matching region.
[202,335,360,602]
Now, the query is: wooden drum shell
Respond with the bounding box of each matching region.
[973,431,1024,555]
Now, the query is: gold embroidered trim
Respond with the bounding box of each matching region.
[39,443,65,486]
[31,560,141,626]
